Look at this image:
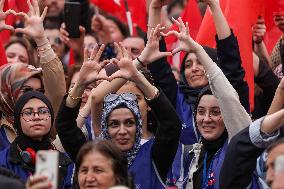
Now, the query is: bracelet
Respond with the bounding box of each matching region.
[37,40,49,48]
[37,45,52,52]
[68,89,82,100]
[78,112,88,119]
[137,57,146,67]
[145,87,159,101]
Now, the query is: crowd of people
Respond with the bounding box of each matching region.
[0,0,284,188]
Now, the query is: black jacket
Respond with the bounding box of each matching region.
[56,90,182,182]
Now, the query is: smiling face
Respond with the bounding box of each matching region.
[196,95,225,141]
[184,53,208,88]
[107,108,137,152]
[20,98,51,141]
[78,150,116,189]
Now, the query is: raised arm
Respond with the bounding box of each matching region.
[16,0,66,138]
[56,45,108,161]
[162,18,251,141]
[110,42,181,183]
[267,77,284,115]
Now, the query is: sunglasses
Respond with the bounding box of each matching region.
[104,92,137,103]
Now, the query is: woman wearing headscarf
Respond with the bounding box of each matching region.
[0,91,74,188]
[0,0,66,148]
[56,39,182,188]
[145,0,249,145]
[158,17,252,188]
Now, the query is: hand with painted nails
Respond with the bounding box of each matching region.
[109,42,138,81]
[15,0,48,43]
[139,24,172,65]
[0,0,17,32]
[77,44,110,87]
[26,175,52,189]
[161,17,202,54]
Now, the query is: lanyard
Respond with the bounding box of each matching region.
[202,152,209,189]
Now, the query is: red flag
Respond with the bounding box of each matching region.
[263,0,284,54]
[196,0,257,110]
[89,0,147,33]
[165,0,202,67]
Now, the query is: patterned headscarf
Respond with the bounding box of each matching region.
[100,94,142,166]
[0,63,42,124]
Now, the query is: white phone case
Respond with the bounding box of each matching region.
[36,150,59,189]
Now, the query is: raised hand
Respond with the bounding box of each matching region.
[253,17,266,44]
[109,42,138,81]
[91,14,112,43]
[161,17,202,54]
[0,0,17,32]
[139,24,172,65]
[77,44,109,86]
[15,0,48,43]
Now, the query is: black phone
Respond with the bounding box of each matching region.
[64,2,81,38]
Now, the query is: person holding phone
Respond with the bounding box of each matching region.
[0,91,74,189]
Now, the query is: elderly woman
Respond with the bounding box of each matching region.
[56,38,181,188]
[0,0,66,148]
[0,91,74,188]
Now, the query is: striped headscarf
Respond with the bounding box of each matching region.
[0,63,42,124]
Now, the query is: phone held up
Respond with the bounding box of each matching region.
[36,150,59,189]
[64,2,81,38]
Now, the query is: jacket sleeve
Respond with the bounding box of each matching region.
[203,51,252,141]
[216,31,250,112]
[220,118,279,189]
[147,37,178,107]
[149,90,182,182]
[55,96,86,162]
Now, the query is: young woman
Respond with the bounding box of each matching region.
[159,18,252,188]
[56,39,181,188]
[0,91,74,188]
[0,0,66,146]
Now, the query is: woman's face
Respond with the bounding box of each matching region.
[106,19,124,42]
[107,108,137,152]
[20,98,51,141]
[78,151,116,189]
[18,77,44,100]
[196,95,225,141]
[6,43,29,65]
[117,83,148,127]
[184,53,208,88]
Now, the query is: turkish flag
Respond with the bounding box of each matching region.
[89,0,147,33]
[165,0,202,67]
[196,0,258,110]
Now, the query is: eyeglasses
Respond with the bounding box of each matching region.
[20,87,45,94]
[104,92,137,103]
[196,107,222,121]
[21,107,51,122]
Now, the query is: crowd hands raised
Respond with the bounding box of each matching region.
[0,0,284,189]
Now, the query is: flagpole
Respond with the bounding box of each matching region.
[123,0,133,36]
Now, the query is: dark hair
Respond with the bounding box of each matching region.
[166,0,185,15]
[5,37,38,67]
[267,138,284,154]
[105,15,129,38]
[75,140,130,187]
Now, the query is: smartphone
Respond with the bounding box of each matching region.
[36,151,59,189]
[64,2,81,38]
[275,155,284,174]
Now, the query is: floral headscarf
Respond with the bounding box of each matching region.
[100,94,142,166]
[0,63,42,124]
